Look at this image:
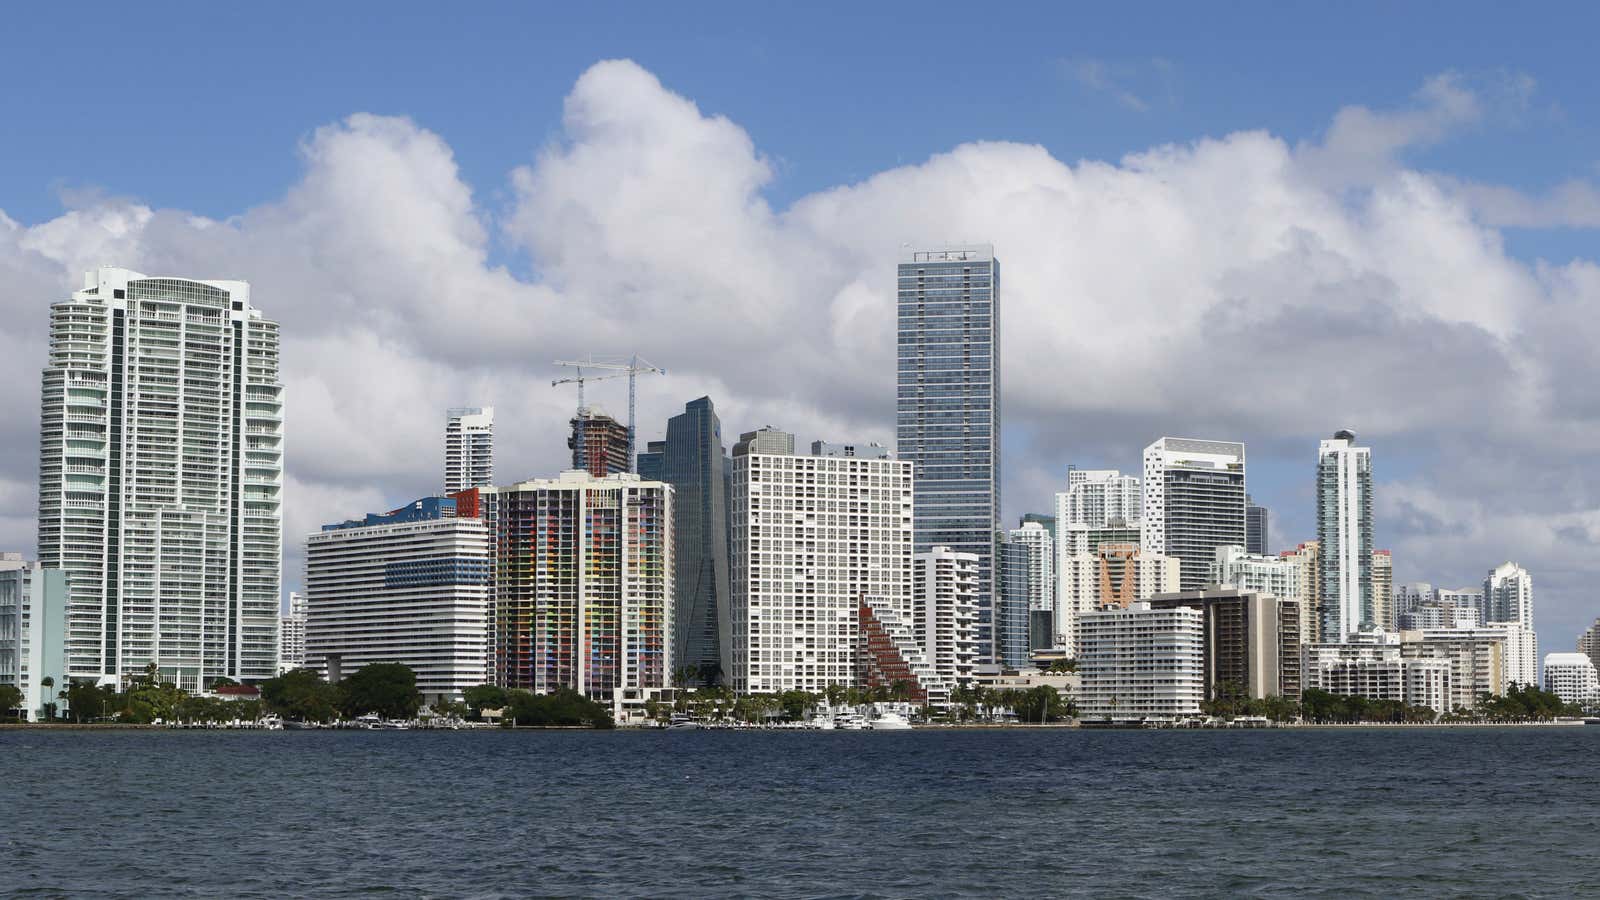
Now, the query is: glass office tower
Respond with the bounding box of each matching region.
[896,245,1001,663]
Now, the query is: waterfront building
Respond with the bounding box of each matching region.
[1398,630,1505,714]
[278,591,307,673]
[569,409,632,477]
[1543,652,1599,708]
[1212,545,1303,608]
[480,472,673,699]
[305,496,490,704]
[1078,602,1206,723]
[1413,623,1538,690]
[1148,588,1302,700]
[1060,544,1180,655]
[1483,562,1534,630]
[1245,495,1269,555]
[1303,633,1451,714]
[1316,431,1374,642]
[1280,541,1321,645]
[856,598,941,706]
[897,244,1001,664]
[0,555,69,721]
[1058,469,1141,528]
[1372,550,1393,631]
[443,407,494,494]
[1142,438,1247,591]
[38,267,282,689]
[912,547,980,700]
[730,430,913,694]
[1580,618,1600,671]
[645,397,733,686]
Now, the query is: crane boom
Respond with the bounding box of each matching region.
[552,355,666,473]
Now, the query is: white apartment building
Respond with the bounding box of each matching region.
[1316,431,1374,642]
[305,501,490,703]
[444,407,494,494]
[38,267,282,689]
[0,556,69,721]
[1281,541,1320,644]
[1057,468,1141,528]
[914,546,979,693]
[278,591,307,673]
[729,430,914,694]
[1303,634,1451,714]
[1212,545,1303,604]
[1484,562,1534,630]
[1059,545,1180,657]
[1078,601,1205,722]
[1413,623,1538,691]
[1543,652,1599,708]
[1373,550,1393,631]
[1399,631,1504,714]
[1142,438,1247,591]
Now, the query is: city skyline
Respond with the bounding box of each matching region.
[3,28,1600,652]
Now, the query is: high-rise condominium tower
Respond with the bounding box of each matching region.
[278,591,307,674]
[481,472,673,698]
[897,244,1001,662]
[1245,495,1269,555]
[729,429,914,694]
[444,407,494,494]
[1142,438,1246,592]
[1483,562,1534,630]
[1059,469,1141,528]
[650,397,733,685]
[1316,431,1374,642]
[38,268,282,688]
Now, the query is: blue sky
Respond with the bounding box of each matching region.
[4,3,1600,646]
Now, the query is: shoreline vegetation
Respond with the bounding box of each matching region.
[2,719,1593,731]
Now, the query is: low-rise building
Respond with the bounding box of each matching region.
[1398,630,1503,714]
[0,555,69,721]
[1303,632,1452,714]
[1543,652,1599,708]
[1078,602,1205,723]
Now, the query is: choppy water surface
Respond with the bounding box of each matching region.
[3,727,1597,897]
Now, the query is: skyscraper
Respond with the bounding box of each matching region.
[1245,495,1269,555]
[569,410,631,477]
[1316,431,1373,642]
[1372,550,1394,631]
[1001,522,1053,665]
[444,407,494,494]
[897,244,1001,662]
[481,472,673,698]
[1580,618,1600,671]
[277,591,307,673]
[1483,562,1534,630]
[1142,438,1246,592]
[729,429,913,694]
[1059,469,1141,528]
[38,268,282,688]
[653,397,732,685]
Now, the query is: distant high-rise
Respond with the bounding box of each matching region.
[1580,618,1600,671]
[729,429,913,694]
[1372,550,1394,631]
[1060,469,1141,528]
[38,267,282,688]
[480,472,673,698]
[1484,562,1534,630]
[1317,431,1374,642]
[278,591,307,673]
[1142,438,1246,592]
[897,244,1001,663]
[653,397,733,685]
[999,522,1051,667]
[444,407,494,494]
[569,409,631,477]
[1245,495,1269,555]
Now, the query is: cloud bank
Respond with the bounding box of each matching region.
[1,60,1597,646]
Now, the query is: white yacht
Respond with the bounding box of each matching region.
[869,711,913,731]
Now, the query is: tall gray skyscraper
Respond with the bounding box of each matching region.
[653,397,733,685]
[444,407,494,494]
[1245,495,1269,555]
[897,244,1001,663]
[38,268,283,688]
[1142,438,1246,592]
[1316,431,1373,641]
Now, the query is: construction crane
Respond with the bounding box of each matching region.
[552,354,666,473]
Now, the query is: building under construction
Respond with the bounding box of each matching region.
[569,409,631,477]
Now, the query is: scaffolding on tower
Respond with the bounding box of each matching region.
[552,354,666,474]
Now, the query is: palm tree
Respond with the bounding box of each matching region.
[39,676,54,721]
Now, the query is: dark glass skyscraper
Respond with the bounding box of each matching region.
[897,245,1001,663]
[1245,495,1269,555]
[655,397,732,685]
